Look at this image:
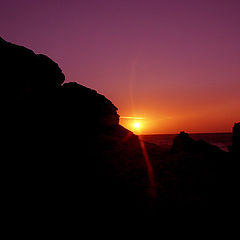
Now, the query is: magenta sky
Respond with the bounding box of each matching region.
[1,0,240,133]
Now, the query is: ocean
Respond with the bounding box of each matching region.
[140,133,232,152]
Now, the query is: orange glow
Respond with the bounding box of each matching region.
[133,122,141,129]
[120,117,146,133]
[118,99,240,134]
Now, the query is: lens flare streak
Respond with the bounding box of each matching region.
[138,136,157,199]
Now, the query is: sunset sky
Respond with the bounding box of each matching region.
[1,0,240,134]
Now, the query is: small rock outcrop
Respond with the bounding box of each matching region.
[232,122,240,156]
[171,131,224,154]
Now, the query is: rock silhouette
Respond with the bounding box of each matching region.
[232,122,240,156]
[2,37,238,223]
[0,37,64,93]
[171,131,224,154]
[60,82,119,132]
[1,37,152,221]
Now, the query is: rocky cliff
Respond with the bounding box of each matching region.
[2,37,237,222]
[1,37,152,221]
[232,122,240,156]
[0,37,64,92]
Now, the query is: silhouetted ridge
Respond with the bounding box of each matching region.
[61,82,119,129]
[1,37,120,131]
[1,37,152,221]
[3,36,237,222]
[0,37,64,93]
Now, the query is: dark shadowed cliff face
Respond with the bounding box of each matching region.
[0,37,120,134]
[2,37,236,224]
[60,82,119,132]
[232,122,240,156]
[0,37,64,92]
[1,37,152,221]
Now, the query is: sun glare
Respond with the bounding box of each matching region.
[119,116,144,133]
[133,122,141,129]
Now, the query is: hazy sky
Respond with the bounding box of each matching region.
[1,0,240,133]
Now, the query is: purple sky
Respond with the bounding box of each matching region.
[1,0,240,133]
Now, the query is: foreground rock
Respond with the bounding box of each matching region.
[232,122,240,156]
[2,37,237,222]
[1,37,152,221]
[0,37,64,92]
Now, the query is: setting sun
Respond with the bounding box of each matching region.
[133,122,141,129]
[119,116,146,133]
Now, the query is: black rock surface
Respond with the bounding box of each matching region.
[2,37,237,224]
[232,122,240,156]
[1,37,152,222]
[171,131,224,154]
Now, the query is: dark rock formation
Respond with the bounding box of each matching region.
[171,131,224,154]
[1,37,152,221]
[60,82,119,132]
[0,37,64,93]
[232,122,240,156]
[2,36,235,223]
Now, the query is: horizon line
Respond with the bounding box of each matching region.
[139,131,232,135]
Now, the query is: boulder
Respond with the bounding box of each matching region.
[171,131,224,154]
[232,122,240,156]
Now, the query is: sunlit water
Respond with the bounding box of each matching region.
[140,133,232,152]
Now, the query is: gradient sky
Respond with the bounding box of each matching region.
[1,0,240,134]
